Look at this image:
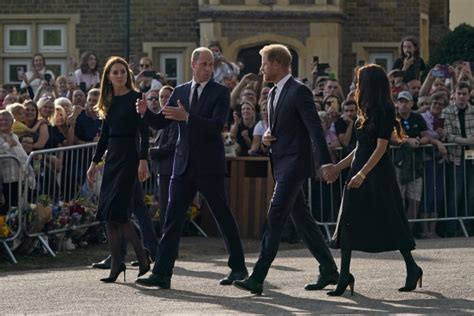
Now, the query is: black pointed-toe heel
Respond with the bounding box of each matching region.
[399,266,423,292]
[138,262,150,278]
[327,273,355,297]
[100,263,126,283]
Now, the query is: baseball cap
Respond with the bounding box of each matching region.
[397,91,413,102]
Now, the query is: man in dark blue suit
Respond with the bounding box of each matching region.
[233,44,339,295]
[135,47,247,289]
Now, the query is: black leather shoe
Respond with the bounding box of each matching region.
[304,272,339,290]
[135,273,171,289]
[92,255,111,270]
[219,270,248,285]
[233,277,263,295]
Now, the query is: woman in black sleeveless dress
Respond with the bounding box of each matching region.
[328,64,422,296]
[87,56,150,283]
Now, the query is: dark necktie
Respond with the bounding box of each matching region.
[269,86,277,127]
[190,83,200,110]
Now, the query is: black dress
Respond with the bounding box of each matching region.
[92,91,148,223]
[331,108,416,253]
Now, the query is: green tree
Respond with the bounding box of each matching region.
[429,23,474,66]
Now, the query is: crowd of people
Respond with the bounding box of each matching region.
[0,36,473,242]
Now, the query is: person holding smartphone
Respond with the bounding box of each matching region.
[392,36,426,82]
[20,53,56,98]
[135,57,162,93]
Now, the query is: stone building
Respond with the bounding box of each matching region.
[0,0,449,90]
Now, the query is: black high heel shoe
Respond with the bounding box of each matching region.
[138,260,151,278]
[100,263,126,283]
[327,273,355,296]
[399,266,423,292]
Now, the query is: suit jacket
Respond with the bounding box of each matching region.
[144,80,229,177]
[269,76,332,182]
[149,122,178,176]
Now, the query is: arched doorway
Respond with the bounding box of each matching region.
[237,44,299,79]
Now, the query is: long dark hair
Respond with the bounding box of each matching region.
[399,36,420,59]
[79,51,99,74]
[95,56,137,118]
[355,64,400,139]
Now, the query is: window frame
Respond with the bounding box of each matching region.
[4,25,32,53]
[38,24,67,53]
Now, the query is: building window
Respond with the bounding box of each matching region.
[3,59,31,84]
[38,25,67,53]
[160,53,183,86]
[4,25,32,53]
[368,52,394,71]
[46,59,67,78]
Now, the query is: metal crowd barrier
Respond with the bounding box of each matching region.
[22,143,101,257]
[310,143,474,240]
[0,155,23,263]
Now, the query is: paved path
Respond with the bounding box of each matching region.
[1,237,473,314]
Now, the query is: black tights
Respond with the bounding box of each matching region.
[106,220,148,277]
[337,249,418,283]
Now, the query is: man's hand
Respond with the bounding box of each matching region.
[135,94,147,115]
[262,129,276,147]
[321,164,339,184]
[162,99,189,121]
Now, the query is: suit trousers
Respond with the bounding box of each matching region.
[158,174,171,235]
[152,168,246,277]
[119,181,158,261]
[251,178,337,283]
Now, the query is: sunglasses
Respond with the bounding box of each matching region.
[147,97,159,101]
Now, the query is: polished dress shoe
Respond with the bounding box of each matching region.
[304,272,339,290]
[92,255,111,270]
[233,277,263,295]
[219,270,248,285]
[135,273,171,289]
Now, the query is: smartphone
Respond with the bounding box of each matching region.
[433,117,445,130]
[317,63,330,76]
[143,70,156,78]
[17,67,25,79]
[44,73,52,82]
[432,65,450,78]
[313,56,319,64]
[79,82,87,92]
[462,61,472,75]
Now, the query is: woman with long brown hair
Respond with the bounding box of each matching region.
[328,64,422,296]
[86,56,150,283]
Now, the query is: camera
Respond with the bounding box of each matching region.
[44,73,52,82]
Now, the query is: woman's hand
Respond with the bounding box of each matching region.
[138,160,150,183]
[87,162,97,184]
[347,173,364,189]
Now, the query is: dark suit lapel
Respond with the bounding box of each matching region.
[271,77,293,131]
[181,82,192,112]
